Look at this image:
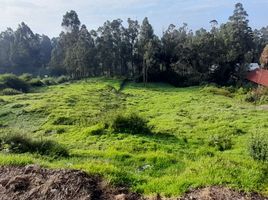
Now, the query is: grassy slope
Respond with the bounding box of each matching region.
[0,78,267,197]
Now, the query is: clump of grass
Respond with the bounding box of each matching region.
[83,124,106,136]
[0,134,68,158]
[208,134,233,151]
[248,133,268,162]
[53,116,75,125]
[2,88,22,95]
[111,113,152,135]
[202,86,233,97]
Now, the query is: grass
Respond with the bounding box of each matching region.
[0,77,267,197]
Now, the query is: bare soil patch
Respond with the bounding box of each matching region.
[177,186,268,200]
[0,166,267,200]
[0,165,142,200]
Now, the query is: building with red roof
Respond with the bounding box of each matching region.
[246,68,268,87]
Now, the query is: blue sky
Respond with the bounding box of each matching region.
[0,0,268,38]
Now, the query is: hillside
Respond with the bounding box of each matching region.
[0,78,267,197]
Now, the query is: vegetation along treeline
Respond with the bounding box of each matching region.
[1,3,268,86]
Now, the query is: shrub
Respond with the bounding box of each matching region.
[248,133,268,162]
[56,75,70,84]
[0,74,29,92]
[208,134,233,151]
[245,87,268,104]
[1,88,22,95]
[202,86,233,97]
[29,78,44,87]
[19,73,33,82]
[0,134,68,158]
[42,77,56,86]
[111,113,152,135]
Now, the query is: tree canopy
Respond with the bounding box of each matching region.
[0,3,267,85]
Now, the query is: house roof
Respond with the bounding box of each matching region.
[246,68,268,87]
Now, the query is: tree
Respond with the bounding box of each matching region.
[0,28,14,72]
[260,45,268,68]
[10,23,42,74]
[212,3,254,84]
[39,35,52,68]
[139,17,158,84]
[62,10,81,33]
[126,19,140,76]
[96,21,114,76]
[50,10,81,76]
[65,25,95,78]
[227,3,254,74]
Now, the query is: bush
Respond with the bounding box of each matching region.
[19,73,33,82]
[1,88,22,95]
[42,77,56,86]
[56,75,70,84]
[248,133,268,162]
[111,113,152,135]
[245,87,268,104]
[202,86,233,97]
[0,74,29,92]
[29,78,44,87]
[0,134,68,158]
[208,134,233,151]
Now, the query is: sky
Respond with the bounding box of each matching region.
[0,0,268,38]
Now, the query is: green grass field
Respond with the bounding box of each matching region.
[0,78,267,197]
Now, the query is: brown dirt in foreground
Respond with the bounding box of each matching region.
[0,165,142,200]
[177,186,268,200]
[0,166,267,200]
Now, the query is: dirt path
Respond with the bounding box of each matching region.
[0,166,267,200]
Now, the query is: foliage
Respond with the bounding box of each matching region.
[260,44,268,68]
[29,78,44,87]
[245,87,268,104]
[19,73,33,82]
[0,23,52,74]
[208,134,233,151]
[202,86,233,97]
[111,113,152,135]
[56,75,70,84]
[0,74,29,92]
[248,133,268,162]
[42,77,57,86]
[0,134,68,158]
[0,3,267,86]
[0,79,267,196]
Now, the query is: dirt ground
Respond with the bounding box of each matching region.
[0,166,267,200]
[177,186,268,200]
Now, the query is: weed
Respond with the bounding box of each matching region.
[208,134,233,151]
[248,133,268,162]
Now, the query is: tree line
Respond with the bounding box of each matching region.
[0,3,268,86]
